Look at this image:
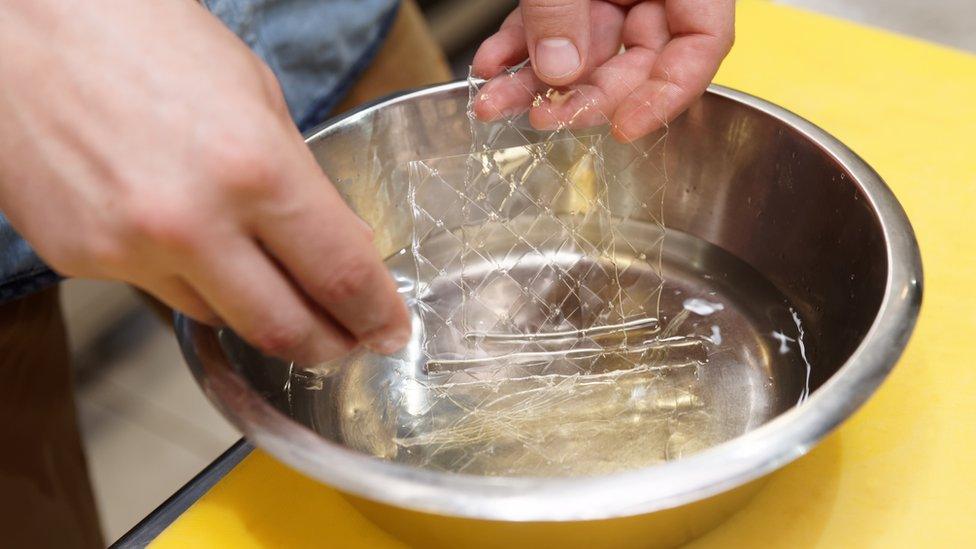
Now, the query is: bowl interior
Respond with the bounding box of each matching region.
[204,84,887,479]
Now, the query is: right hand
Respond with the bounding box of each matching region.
[0,0,411,364]
[472,0,735,141]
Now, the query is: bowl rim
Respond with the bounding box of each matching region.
[176,81,923,522]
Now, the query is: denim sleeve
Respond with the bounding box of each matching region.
[0,0,398,303]
[0,213,63,303]
[204,0,399,130]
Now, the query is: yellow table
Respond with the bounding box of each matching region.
[153,2,976,547]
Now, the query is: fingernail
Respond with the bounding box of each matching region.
[535,38,580,80]
[366,328,411,355]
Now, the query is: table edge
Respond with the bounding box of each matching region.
[111,439,253,548]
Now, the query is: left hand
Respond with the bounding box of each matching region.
[471,0,735,141]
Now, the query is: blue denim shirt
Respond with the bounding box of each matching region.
[0,0,398,303]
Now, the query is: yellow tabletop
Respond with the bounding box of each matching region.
[153,1,976,547]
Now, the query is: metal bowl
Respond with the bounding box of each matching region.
[176,82,921,548]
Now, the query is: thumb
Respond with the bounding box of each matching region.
[520,0,590,85]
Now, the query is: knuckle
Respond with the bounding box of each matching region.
[313,257,374,304]
[124,200,198,251]
[83,235,128,268]
[204,135,279,197]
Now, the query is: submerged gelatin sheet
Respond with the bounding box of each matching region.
[408,135,628,366]
[395,65,712,476]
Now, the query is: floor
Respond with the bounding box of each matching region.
[67,0,974,544]
[779,0,976,52]
[70,285,238,542]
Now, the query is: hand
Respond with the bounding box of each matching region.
[0,0,411,364]
[472,0,734,141]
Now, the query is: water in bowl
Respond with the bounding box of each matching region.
[301,217,812,477]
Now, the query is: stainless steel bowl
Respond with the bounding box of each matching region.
[176,82,922,548]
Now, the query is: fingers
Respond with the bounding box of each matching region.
[527,46,659,129]
[587,1,627,65]
[527,0,665,130]
[520,0,590,85]
[472,10,541,120]
[143,275,220,325]
[472,67,544,121]
[252,139,412,357]
[476,0,734,139]
[612,0,735,140]
[472,10,528,79]
[473,2,625,123]
[186,236,356,365]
